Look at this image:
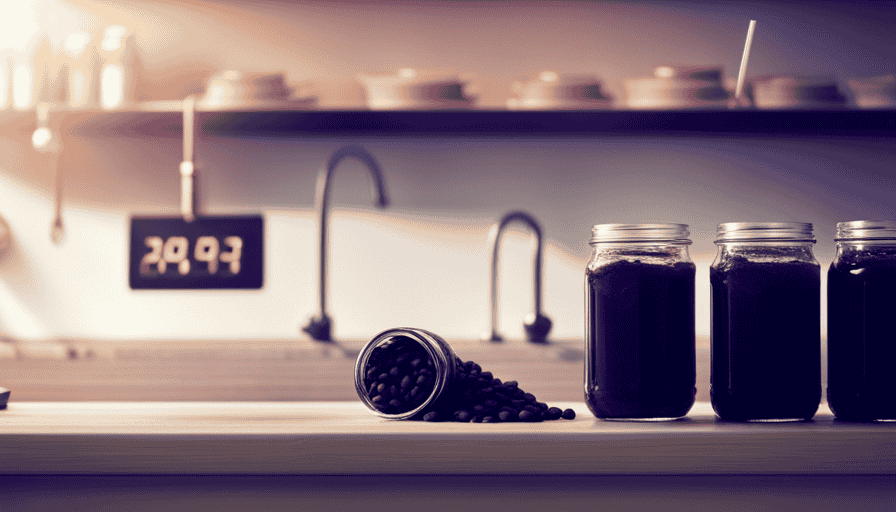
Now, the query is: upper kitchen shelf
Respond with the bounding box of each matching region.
[3,101,896,138]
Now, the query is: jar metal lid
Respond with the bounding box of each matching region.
[715,222,815,243]
[835,220,896,241]
[590,223,691,245]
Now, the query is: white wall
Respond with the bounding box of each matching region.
[0,1,894,342]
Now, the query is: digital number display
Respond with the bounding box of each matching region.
[129,216,263,289]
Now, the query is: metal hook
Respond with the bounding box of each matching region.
[481,211,553,344]
[180,95,198,222]
[302,145,389,342]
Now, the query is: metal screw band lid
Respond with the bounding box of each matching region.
[715,222,815,243]
[590,223,692,245]
[835,220,896,241]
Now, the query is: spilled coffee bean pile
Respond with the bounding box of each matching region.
[363,335,575,423]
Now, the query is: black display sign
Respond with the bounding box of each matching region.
[129,215,264,289]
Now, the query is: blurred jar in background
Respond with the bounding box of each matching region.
[0,52,11,110]
[847,75,896,109]
[64,32,101,109]
[12,33,54,110]
[99,25,143,109]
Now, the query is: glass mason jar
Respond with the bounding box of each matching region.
[585,223,696,420]
[354,327,461,419]
[710,222,821,421]
[827,220,896,421]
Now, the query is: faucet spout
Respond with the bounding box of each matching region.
[302,145,389,342]
[481,211,553,344]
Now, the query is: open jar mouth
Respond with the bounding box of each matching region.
[590,223,692,245]
[835,220,896,242]
[354,327,457,420]
[715,222,815,243]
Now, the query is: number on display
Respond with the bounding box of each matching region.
[140,235,243,275]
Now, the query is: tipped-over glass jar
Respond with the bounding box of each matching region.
[827,220,896,421]
[585,223,696,420]
[710,222,821,421]
[355,327,460,419]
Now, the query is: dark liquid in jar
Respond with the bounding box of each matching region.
[585,260,696,419]
[710,258,821,421]
[827,255,896,421]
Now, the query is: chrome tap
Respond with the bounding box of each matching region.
[481,211,553,344]
[302,145,389,342]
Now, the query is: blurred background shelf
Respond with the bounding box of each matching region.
[4,106,896,138]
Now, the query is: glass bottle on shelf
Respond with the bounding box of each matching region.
[99,25,143,109]
[710,222,821,421]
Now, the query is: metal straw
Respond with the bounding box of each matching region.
[735,20,757,101]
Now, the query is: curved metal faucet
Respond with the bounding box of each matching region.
[481,211,553,344]
[302,145,389,342]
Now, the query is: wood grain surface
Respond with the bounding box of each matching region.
[1,401,893,476]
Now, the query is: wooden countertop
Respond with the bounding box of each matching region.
[1,401,893,475]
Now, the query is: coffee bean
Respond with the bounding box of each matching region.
[518,410,534,422]
[562,409,576,420]
[423,411,440,422]
[482,416,496,423]
[498,410,515,422]
[401,375,412,389]
[547,407,563,420]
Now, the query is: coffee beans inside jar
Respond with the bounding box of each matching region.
[356,328,575,423]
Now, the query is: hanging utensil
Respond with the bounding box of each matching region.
[31,101,64,244]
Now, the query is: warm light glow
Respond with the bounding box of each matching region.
[65,32,89,55]
[0,0,40,53]
[539,71,559,82]
[655,66,674,78]
[101,25,127,52]
[31,127,52,150]
[0,65,8,108]
[101,63,123,109]
[13,63,33,110]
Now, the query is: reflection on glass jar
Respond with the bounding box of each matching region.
[827,220,896,421]
[710,222,821,421]
[585,223,696,420]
